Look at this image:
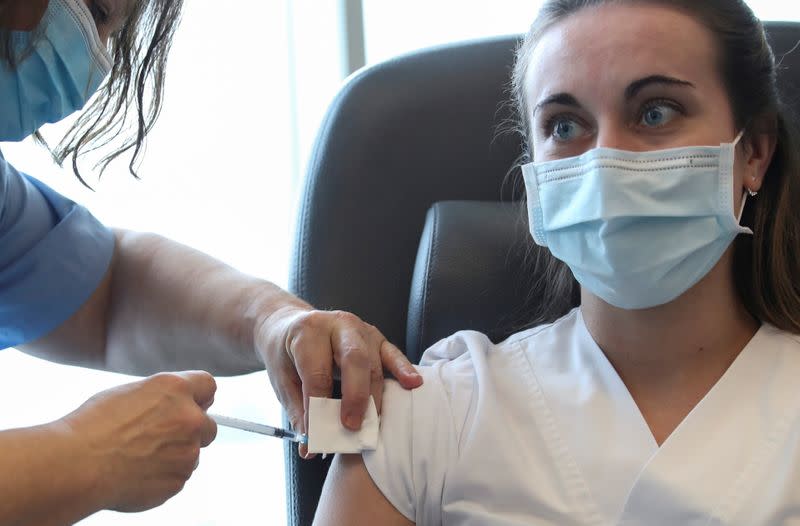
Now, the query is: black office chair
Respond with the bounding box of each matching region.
[286,23,800,526]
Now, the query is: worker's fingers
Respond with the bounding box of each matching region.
[379,340,422,391]
[281,377,314,458]
[332,327,373,430]
[265,359,312,459]
[173,371,217,409]
[290,324,336,460]
[199,414,218,448]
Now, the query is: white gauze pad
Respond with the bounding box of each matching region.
[307,396,379,455]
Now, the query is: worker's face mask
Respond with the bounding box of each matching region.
[522,132,751,310]
[0,0,112,142]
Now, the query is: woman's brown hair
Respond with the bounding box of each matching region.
[510,0,800,333]
[0,0,183,186]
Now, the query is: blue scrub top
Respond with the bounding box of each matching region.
[0,149,114,349]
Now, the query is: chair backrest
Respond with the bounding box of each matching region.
[290,35,522,352]
[285,34,522,526]
[285,23,800,526]
[406,200,552,360]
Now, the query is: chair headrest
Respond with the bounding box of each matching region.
[406,201,546,362]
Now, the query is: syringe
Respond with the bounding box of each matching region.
[210,414,308,444]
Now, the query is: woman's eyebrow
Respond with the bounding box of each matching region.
[532,76,694,117]
[533,93,581,116]
[624,75,695,99]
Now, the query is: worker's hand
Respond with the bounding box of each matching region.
[255,307,423,459]
[59,371,217,512]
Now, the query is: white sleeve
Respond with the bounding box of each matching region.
[362,362,459,525]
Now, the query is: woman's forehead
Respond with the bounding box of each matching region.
[525,3,720,107]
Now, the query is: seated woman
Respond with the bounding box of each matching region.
[314,0,800,524]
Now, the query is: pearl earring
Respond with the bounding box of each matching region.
[748,175,759,197]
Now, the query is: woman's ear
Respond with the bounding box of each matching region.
[742,120,778,195]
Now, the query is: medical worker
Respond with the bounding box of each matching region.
[316,0,800,524]
[0,0,423,523]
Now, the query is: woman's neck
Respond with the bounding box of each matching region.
[579,250,760,445]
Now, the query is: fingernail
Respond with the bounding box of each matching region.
[345,414,361,430]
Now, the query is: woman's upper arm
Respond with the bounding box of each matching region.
[313,454,414,526]
[314,362,464,525]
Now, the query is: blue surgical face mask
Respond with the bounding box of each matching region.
[522,133,752,310]
[0,0,112,142]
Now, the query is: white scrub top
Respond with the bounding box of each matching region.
[363,308,800,525]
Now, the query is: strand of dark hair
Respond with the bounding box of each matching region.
[0,0,183,188]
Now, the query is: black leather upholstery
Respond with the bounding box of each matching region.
[285,36,522,526]
[285,23,800,526]
[406,201,539,360]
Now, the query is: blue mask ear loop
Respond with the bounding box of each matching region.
[733,130,750,224]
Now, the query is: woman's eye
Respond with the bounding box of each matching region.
[89,1,110,24]
[640,102,680,128]
[548,117,586,142]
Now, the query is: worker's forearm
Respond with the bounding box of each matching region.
[0,423,103,526]
[104,229,311,375]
